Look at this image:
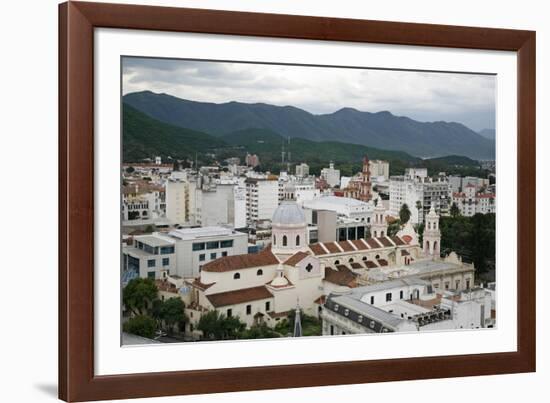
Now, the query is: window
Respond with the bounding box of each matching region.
[233,272,240,279]
[227,309,232,317]
[147,271,155,279]
[466,279,471,289]
[282,235,287,246]
[265,301,270,311]
[344,309,350,316]
[385,292,392,302]
[190,324,194,332]
[330,325,334,335]
[160,246,175,254]
[220,240,234,248]
[192,242,205,251]
[257,269,263,276]
[400,290,404,299]
[348,258,354,263]
[362,256,367,261]
[207,241,220,249]
[445,282,450,290]
[455,280,461,289]
[334,260,340,265]
[199,254,205,262]
[162,257,169,266]
[273,235,276,245]
[305,263,313,272]
[147,259,156,268]
[222,251,228,257]
[210,253,217,260]
[370,296,374,304]
[296,235,300,246]
[246,305,252,315]
[358,315,363,323]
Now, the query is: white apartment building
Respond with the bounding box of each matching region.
[302,195,373,223]
[369,160,390,181]
[321,162,341,187]
[452,184,496,216]
[295,163,310,177]
[282,180,320,204]
[389,172,450,224]
[193,183,247,229]
[245,177,279,223]
[165,173,190,225]
[123,226,249,280]
[122,182,165,222]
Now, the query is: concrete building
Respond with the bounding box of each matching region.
[122,182,165,222]
[320,162,341,187]
[165,173,190,225]
[123,226,248,279]
[245,177,279,223]
[195,183,247,229]
[321,278,493,336]
[369,160,390,181]
[452,184,496,216]
[344,156,373,202]
[295,163,310,177]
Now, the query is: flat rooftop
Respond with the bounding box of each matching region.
[304,195,371,208]
[168,226,246,240]
[133,234,175,247]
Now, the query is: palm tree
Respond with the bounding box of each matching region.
[415,200,422,223]
[399,203,411,224]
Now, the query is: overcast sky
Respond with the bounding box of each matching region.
[122,57,496,132]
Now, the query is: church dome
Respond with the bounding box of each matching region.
[272,201,306,227]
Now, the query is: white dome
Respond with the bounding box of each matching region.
[272,201,306,226]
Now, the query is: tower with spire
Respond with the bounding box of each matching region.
[370,196,388,238]
[423,204,441,258]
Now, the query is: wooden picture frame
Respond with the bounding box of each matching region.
[59,1,536,401]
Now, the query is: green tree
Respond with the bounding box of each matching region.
[123,278,158,316]
[197,311,245,340]
[387,219,401,237]
[450,202,460,218]
[160,298,186,334]
[239,323,280,339]
[123,315,157,339]
[125,166,135,174]
[399,203,411,224]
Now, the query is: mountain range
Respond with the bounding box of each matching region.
[123,91,495,160]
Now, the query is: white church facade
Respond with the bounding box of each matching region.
[155,200,476,339]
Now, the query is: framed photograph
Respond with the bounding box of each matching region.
[59,1,536,401]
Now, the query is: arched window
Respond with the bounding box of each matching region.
[362,256,367,261]
[375,254,380,259]
[348,258,354,263]
[282,235,287,246]
[305,263,313,272]
[334,260,340,265]
[233,272,240,280]
[273,235,276,246]
[380,231,385,237]
[256,269,263,276]
[296,235,300,246]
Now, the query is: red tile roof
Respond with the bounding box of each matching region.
[401,250,411,256]
[391,236,406,246]
[201,248,278,272]
[365,260,378,269]
[350,262,363,269]
[351,239,369,250]
[338,241,355,252]
[309,243,327,255]
[377,237,394,247]
[324,242,342,254]
[191,278,215,291]
[284,251,310,266]
[377,259,388,266]
[323,267,357,287]
[366,238,382,248]
[206,286,273,308]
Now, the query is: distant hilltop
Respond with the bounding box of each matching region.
[123,90,495,160]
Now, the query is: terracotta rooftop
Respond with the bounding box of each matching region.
[324,267,357,287]
[366,238,382,248]
[350,262,363,269]
[338,240,355,252]
[401,250,411,256]
[391,236,406,246]
[309,243,327,256]
[377,259,389,266]
[324,242,342,254]
[365,260,378,269]
[351,239,369,250]
[191,278,215,291]
[155,280,179,294]
[284,251,310,266]
[377,237,394,247]
[201,247,278,272]
[314,295,327,305]
[206,286,273,308]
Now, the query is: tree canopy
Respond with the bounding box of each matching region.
[399,203,411,224]
[123,315,157,339]
[123,278,158,316]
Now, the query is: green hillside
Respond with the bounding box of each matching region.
[122,103,227,162]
